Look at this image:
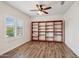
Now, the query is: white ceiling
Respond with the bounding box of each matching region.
[6,1,74,17]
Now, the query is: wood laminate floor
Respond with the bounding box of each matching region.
[2,41,78,58]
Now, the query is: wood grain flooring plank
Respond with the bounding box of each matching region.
[1,41,78,58]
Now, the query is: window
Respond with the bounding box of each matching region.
[6,16,24,37]
[6,16,15,37]
[16,20,23,36]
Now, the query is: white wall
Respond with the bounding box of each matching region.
[0,2,31,55]
[32,15,63,21]
[63,2,79,56]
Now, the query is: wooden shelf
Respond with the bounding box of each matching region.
[39,26,45,27]
[46,25,53,26]
[46,28,53,29]
[39,31,46,32]
[39,34,45,36]
[46,31,54,32]
[32,36,38,37]
[32,31,38,32]
[31,20,64,42]
[33,27,38,29]
[46,37,54,38]
[54,24,62,25]
[54,31,62,32]
[54,34,62,36]
[54,28,61,29]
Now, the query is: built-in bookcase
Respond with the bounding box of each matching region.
[31,20,64,42]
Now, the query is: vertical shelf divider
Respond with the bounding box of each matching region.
[61,21,64,42]
[53,22,55,42]
[45,22,46,41]
[31,22,33,41]
[38,22,39,41]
